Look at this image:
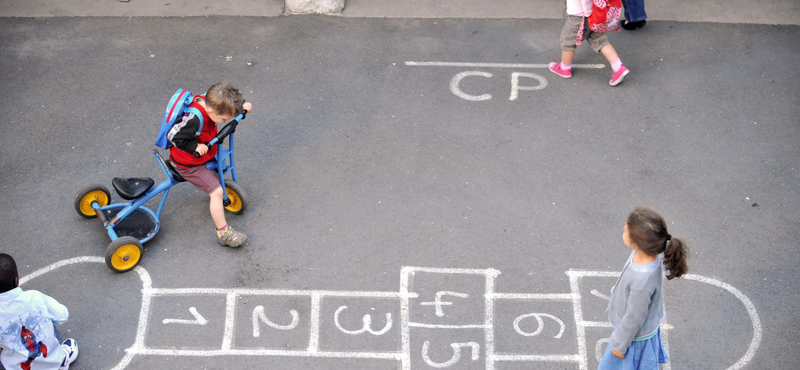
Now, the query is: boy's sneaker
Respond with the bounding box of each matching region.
[548,62,572,78]
[610,64,630,86]
[217,225,247,247]
[60,338,78,369]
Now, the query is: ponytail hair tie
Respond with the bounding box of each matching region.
[666,234,672,240]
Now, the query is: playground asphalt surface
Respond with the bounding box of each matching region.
[0,16,798,370]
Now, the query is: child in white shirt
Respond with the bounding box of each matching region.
[549,0,630,86]
[0,254,79,370]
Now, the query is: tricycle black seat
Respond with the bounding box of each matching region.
[112,177,155,200]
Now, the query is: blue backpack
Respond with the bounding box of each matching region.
[155,89,205,149]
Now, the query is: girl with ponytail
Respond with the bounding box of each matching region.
[599,206,689,370]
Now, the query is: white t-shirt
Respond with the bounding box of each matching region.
[0,288,68,370]
[566,0,594,16]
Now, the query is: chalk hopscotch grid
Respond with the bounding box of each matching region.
[20,257,761,370]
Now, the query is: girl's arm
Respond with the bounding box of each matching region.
[608,285,652,354]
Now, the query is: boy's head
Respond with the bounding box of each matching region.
[205,82,244,124]
[0,253,19,293]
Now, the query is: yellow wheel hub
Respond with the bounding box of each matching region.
[79,190,109,216]
[110,244,141,271]
[225,187,242,212]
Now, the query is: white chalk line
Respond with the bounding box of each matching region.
[569,274,589,370]
[405,61,606,69]
[493,353,582,362]
[404,266,501,275]
[489,292,576,300]
[128,348,403,359]
[221,293,236,350]
[399,269,411,370]
[661,316,672,370]
[684,274,762,370]
[146,287,416,298]
[484,273,497,370]
[409,323,488,329]
[308,294,321,353]
[19,256,106,285]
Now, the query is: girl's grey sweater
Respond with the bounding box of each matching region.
[607,251,666,353]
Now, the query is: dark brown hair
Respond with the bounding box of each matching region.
[0,253,18,293]
[626,206,689,280]
[205,82,244,117]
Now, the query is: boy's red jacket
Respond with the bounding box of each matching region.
[169,99,218,168]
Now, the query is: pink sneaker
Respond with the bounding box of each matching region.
[609,64,629,86]
[548,62,572,78]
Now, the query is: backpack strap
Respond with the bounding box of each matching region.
[184,107,204,137]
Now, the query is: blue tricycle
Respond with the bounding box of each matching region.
[74,114,248,273]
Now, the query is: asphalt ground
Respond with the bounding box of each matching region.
[1,16,798,370]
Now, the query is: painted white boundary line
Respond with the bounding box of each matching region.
[399,267,412,370]
[489,293,576,300]
[568,272,590,370]
[484,272,498,370]
[408,323,488,329]
[19,259,761,370]
[146,288,411,297]
[128,348,403,359]
[405,61,605,69]
[683,274,762,370]
[493,353,582,362]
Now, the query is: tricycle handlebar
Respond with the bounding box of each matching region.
[193,111,245,158]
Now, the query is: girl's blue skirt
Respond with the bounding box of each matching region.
[598,328,668,370]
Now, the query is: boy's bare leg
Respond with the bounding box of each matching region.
[561,50,575,66]
[600,44,620,63]
[209,187,227,229]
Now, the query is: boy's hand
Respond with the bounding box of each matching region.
[243,102,253,113]
[195,143,209,156]
[612,348,624,359]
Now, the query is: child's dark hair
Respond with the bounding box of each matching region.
[0,253,19,293]
[627,206,689,280]
[205,82,244,117]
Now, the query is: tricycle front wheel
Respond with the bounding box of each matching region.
[74,184,111,218]
[105,236,143,273]
[223,180,248,215]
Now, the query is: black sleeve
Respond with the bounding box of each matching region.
[170,114,201,153]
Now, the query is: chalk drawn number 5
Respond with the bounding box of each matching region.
[421,341,480,368]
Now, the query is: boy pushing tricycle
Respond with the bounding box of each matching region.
[74,82,252,272]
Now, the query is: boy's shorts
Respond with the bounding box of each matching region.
[560,15,610,53]
[176,165,221,194]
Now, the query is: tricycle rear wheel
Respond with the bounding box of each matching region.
[105,236,143,273]
[74,184,111,218]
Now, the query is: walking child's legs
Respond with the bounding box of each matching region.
[209,187,227,229]
[561,50,575,66]
[600,44,620,64]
